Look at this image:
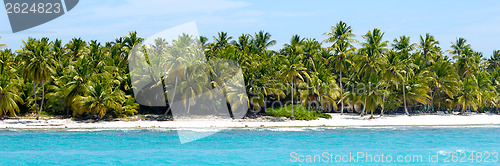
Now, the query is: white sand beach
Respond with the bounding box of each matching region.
[1,114,499,129]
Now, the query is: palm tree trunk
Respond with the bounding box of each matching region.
[370,109,374,119]
[361,97,367,117]
[33,82,37,118]
[291,76,294,119]
[496,103,499,114]
[381,86,388,117]
[36,82,45,120]
[339,67,344,115]
[165,76,178,115]
[430,91,435,113]
[402,80,409,116]
[186,100,191,115]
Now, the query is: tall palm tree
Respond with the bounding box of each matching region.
[356,28,388,118]
[390,36,416,115]
[323,21,356,115]
[280,38,310,119]
[19,38,55,120]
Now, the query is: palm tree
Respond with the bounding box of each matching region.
[212,32,233,51]
[19,38,55,120]
[405,71,431,112]
[74,74,125,119]
[390,36,416,116]
[487,50,500,72]
[253,30,276,53]
[0,49,22,117]
[428,59,459,112]
[384,51,405,116]
[453,46,480,80]
[392,36,415,59]
[0,77,22,117]
[302,38,321,72]
[123,31,144,50]
[418,33,439,66]
[450,38,470,58]
[356,28,389,118]
[63,57,93,114]
[232,33,254,52]
[280,38,310,119]
[65,38,86,60]
[457,76,480,112]
[323,21,356,115]
[492,70,500,113]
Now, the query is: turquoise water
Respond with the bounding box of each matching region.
[1,126,500,165]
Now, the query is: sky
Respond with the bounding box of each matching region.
[1,0,500,57]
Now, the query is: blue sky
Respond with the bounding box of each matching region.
[1,0,500,57]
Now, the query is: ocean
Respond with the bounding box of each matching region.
[1,126,500,165]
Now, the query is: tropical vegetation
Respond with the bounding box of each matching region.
[1,21,499,120]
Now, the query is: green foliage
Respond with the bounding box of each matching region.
[267,104,331,120]
[1,22,500,120]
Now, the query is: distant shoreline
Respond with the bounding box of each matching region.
[1,114,499,129]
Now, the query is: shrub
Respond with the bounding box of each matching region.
[267,104,331,120]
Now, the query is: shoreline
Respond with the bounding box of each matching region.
[1,114,499,129]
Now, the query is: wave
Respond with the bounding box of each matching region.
[438,149,477,155]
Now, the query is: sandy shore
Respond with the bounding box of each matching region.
[1,114,499,129]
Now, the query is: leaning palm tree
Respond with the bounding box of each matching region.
[323,21,356,115]
[19,38,55,120]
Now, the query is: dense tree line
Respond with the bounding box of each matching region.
[0,21,499,119]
